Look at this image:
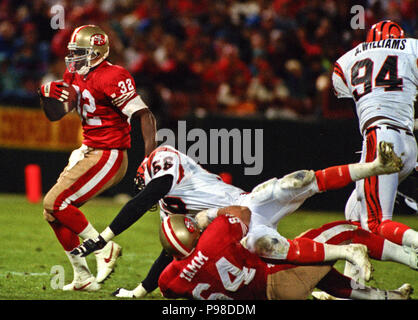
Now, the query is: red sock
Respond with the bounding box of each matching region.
[352,228,385,260]
[377,220,410,245]
[53,205,89,234]
[316,268,353,298]
[315,165,352,192]
[286,238,325,264]
[49,221,80,251]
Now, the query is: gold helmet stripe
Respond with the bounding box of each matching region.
[162,217,191,257]
[70,24,95,43]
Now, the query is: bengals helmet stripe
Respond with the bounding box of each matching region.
[366,20,405,43]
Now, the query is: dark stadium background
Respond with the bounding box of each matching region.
[0,0,416,212]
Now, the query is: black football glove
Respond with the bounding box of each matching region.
[70,235,107,257]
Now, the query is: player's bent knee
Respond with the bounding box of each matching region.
[43,209,56,222]
[252,235,290,260]
[245,224,290,259]
[43,192,54,211]
[43,190,58,222]
[280,170,315,189]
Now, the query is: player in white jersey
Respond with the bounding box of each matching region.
[332,20,418,252]
[137,146,246,218]
[70,141,404,298]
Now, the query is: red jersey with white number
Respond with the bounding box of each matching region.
[63,61,140,149]
[332,38,418,132]
[158,215,269,300]
[140,146,245,216]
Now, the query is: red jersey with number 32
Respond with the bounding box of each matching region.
[63,61,139,149]
[158,215,269,300]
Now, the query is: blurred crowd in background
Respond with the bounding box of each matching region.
[0,0,416,122]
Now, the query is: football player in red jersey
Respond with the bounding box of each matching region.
[157,211,412,300]
[70,140,411,296]
[39,25,157,291]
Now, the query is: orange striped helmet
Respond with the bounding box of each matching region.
[366,20,405,42]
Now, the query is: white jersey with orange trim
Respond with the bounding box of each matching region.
[140,146,245,217]
[332,38,418,132]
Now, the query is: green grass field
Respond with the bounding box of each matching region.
[0,193,417,300]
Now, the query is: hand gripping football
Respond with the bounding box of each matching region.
[39,83,78,121]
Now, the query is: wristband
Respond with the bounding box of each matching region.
[100,227,116,242]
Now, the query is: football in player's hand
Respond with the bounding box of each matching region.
[39,83,78,121]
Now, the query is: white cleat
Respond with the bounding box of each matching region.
[346,244,372,282]
[376,141,404,174]
[312,291,342,300]
[112,283,148,298]
[112,288,137,298]
[95,241,122,283]
[387,284,413,300]
[62,276,101,291]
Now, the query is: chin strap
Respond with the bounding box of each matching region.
[76,48,109,75]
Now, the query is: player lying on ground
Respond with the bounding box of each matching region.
[112,205,415,299]
[194,207,417,272]
[71,141,404,296]
[157,211,412,300]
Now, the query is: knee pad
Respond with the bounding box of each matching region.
[280,170,315,190]
[244,225,290,260]
[253,235,290,260]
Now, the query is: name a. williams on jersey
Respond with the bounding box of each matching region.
[355,39,407,56]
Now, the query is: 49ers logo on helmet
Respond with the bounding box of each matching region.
[91,34,106,46]
[184,217,196,233]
